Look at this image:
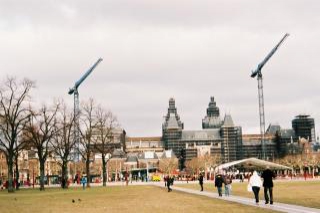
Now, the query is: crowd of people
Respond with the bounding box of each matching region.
[164,167,276,205]
[212,167,276,204]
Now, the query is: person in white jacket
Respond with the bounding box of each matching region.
[248,171,262,204]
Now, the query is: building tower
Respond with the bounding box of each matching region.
[162,98,184,156]
[220,114,243,162]
[292,114,316,143]
[202,96,222,129]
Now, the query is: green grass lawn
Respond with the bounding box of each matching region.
[177,180,320,209]
[0,185,279,213]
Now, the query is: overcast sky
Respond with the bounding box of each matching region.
[1,0,320,137]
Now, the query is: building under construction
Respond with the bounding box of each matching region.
[162,97,243,164]
[292,114,316,143]
[161,97,317,163]
[264,114,317,157]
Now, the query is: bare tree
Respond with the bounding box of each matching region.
[51,103,76,188]
[93,106,119,187]
[308,153,320,178]
[185,157,200,176]
[185,154,221,177]
[79,98,97,187]
[280,155,298,168]
[23,102,59,190]
[158,157,178,175]
[198,154,222,171]
[197,154,222,178]
[0,77,34,192]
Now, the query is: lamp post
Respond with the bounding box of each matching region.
[125,167,128,186]
[115,159,117,182]
[204,162,207,180]
[146,161,149,182]
[32,165,35,189]
[46,161,49,186]
[209,166,213,181]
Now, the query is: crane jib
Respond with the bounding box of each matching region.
[74,58,103,89]
[251,33,289,78]
[259,34,289,70]
[67,58,103,95]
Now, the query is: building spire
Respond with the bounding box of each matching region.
[163,97,183,130]
[168,97,177,114]
[202,96,222,129]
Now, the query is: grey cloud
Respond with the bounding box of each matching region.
[1,0,320,30]
[1,0,320,136]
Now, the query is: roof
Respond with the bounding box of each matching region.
[111,149,126,158]
[242,140,275,146]
[215,157,292,172]
[160,150,177,159]
[222,114,234,127]
[126,137,162,142]
[266,124,281,134]
[202,116,222,128]
[242,134,275,141]
[138,151,158,160]
[167,113,180,129]
[126,154,138,163]
[280,129,295,138]
[181,129,221,141]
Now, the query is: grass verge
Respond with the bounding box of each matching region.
[0,185,280,213]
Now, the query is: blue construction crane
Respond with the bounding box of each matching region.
[68,58,103,161]
[251,34,289,160]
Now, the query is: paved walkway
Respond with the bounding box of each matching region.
[163,185,320,213]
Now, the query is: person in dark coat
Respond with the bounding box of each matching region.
[214,173,224,196]
[261,166,276,204]
[166,175,172,192]
[61,178,66,189]
[240,173,244,182]
[170,176,174,186]
[198,173,204,191]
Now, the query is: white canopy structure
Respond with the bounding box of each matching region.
[215,157,292,172]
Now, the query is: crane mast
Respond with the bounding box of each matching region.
[68,58,103,161]
[251,34,289,160]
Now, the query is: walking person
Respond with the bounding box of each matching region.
[198,173,204,191]
[214,173,224,197]
[81,175,87,190]
[166,175,172,192]
[261,166,276,205]
[224,175,232,196]
[248,171,262,204]
[170,176,174,186]
[240,173,244,182]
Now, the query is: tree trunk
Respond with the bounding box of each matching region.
[102,155,106,187]
[86,155,90,188]
[7,156,14,193]
[312,167,315,179]
[39,159,45,191]
[15,155,20,190]
[61,161,68,189]
[14,158,20,190]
